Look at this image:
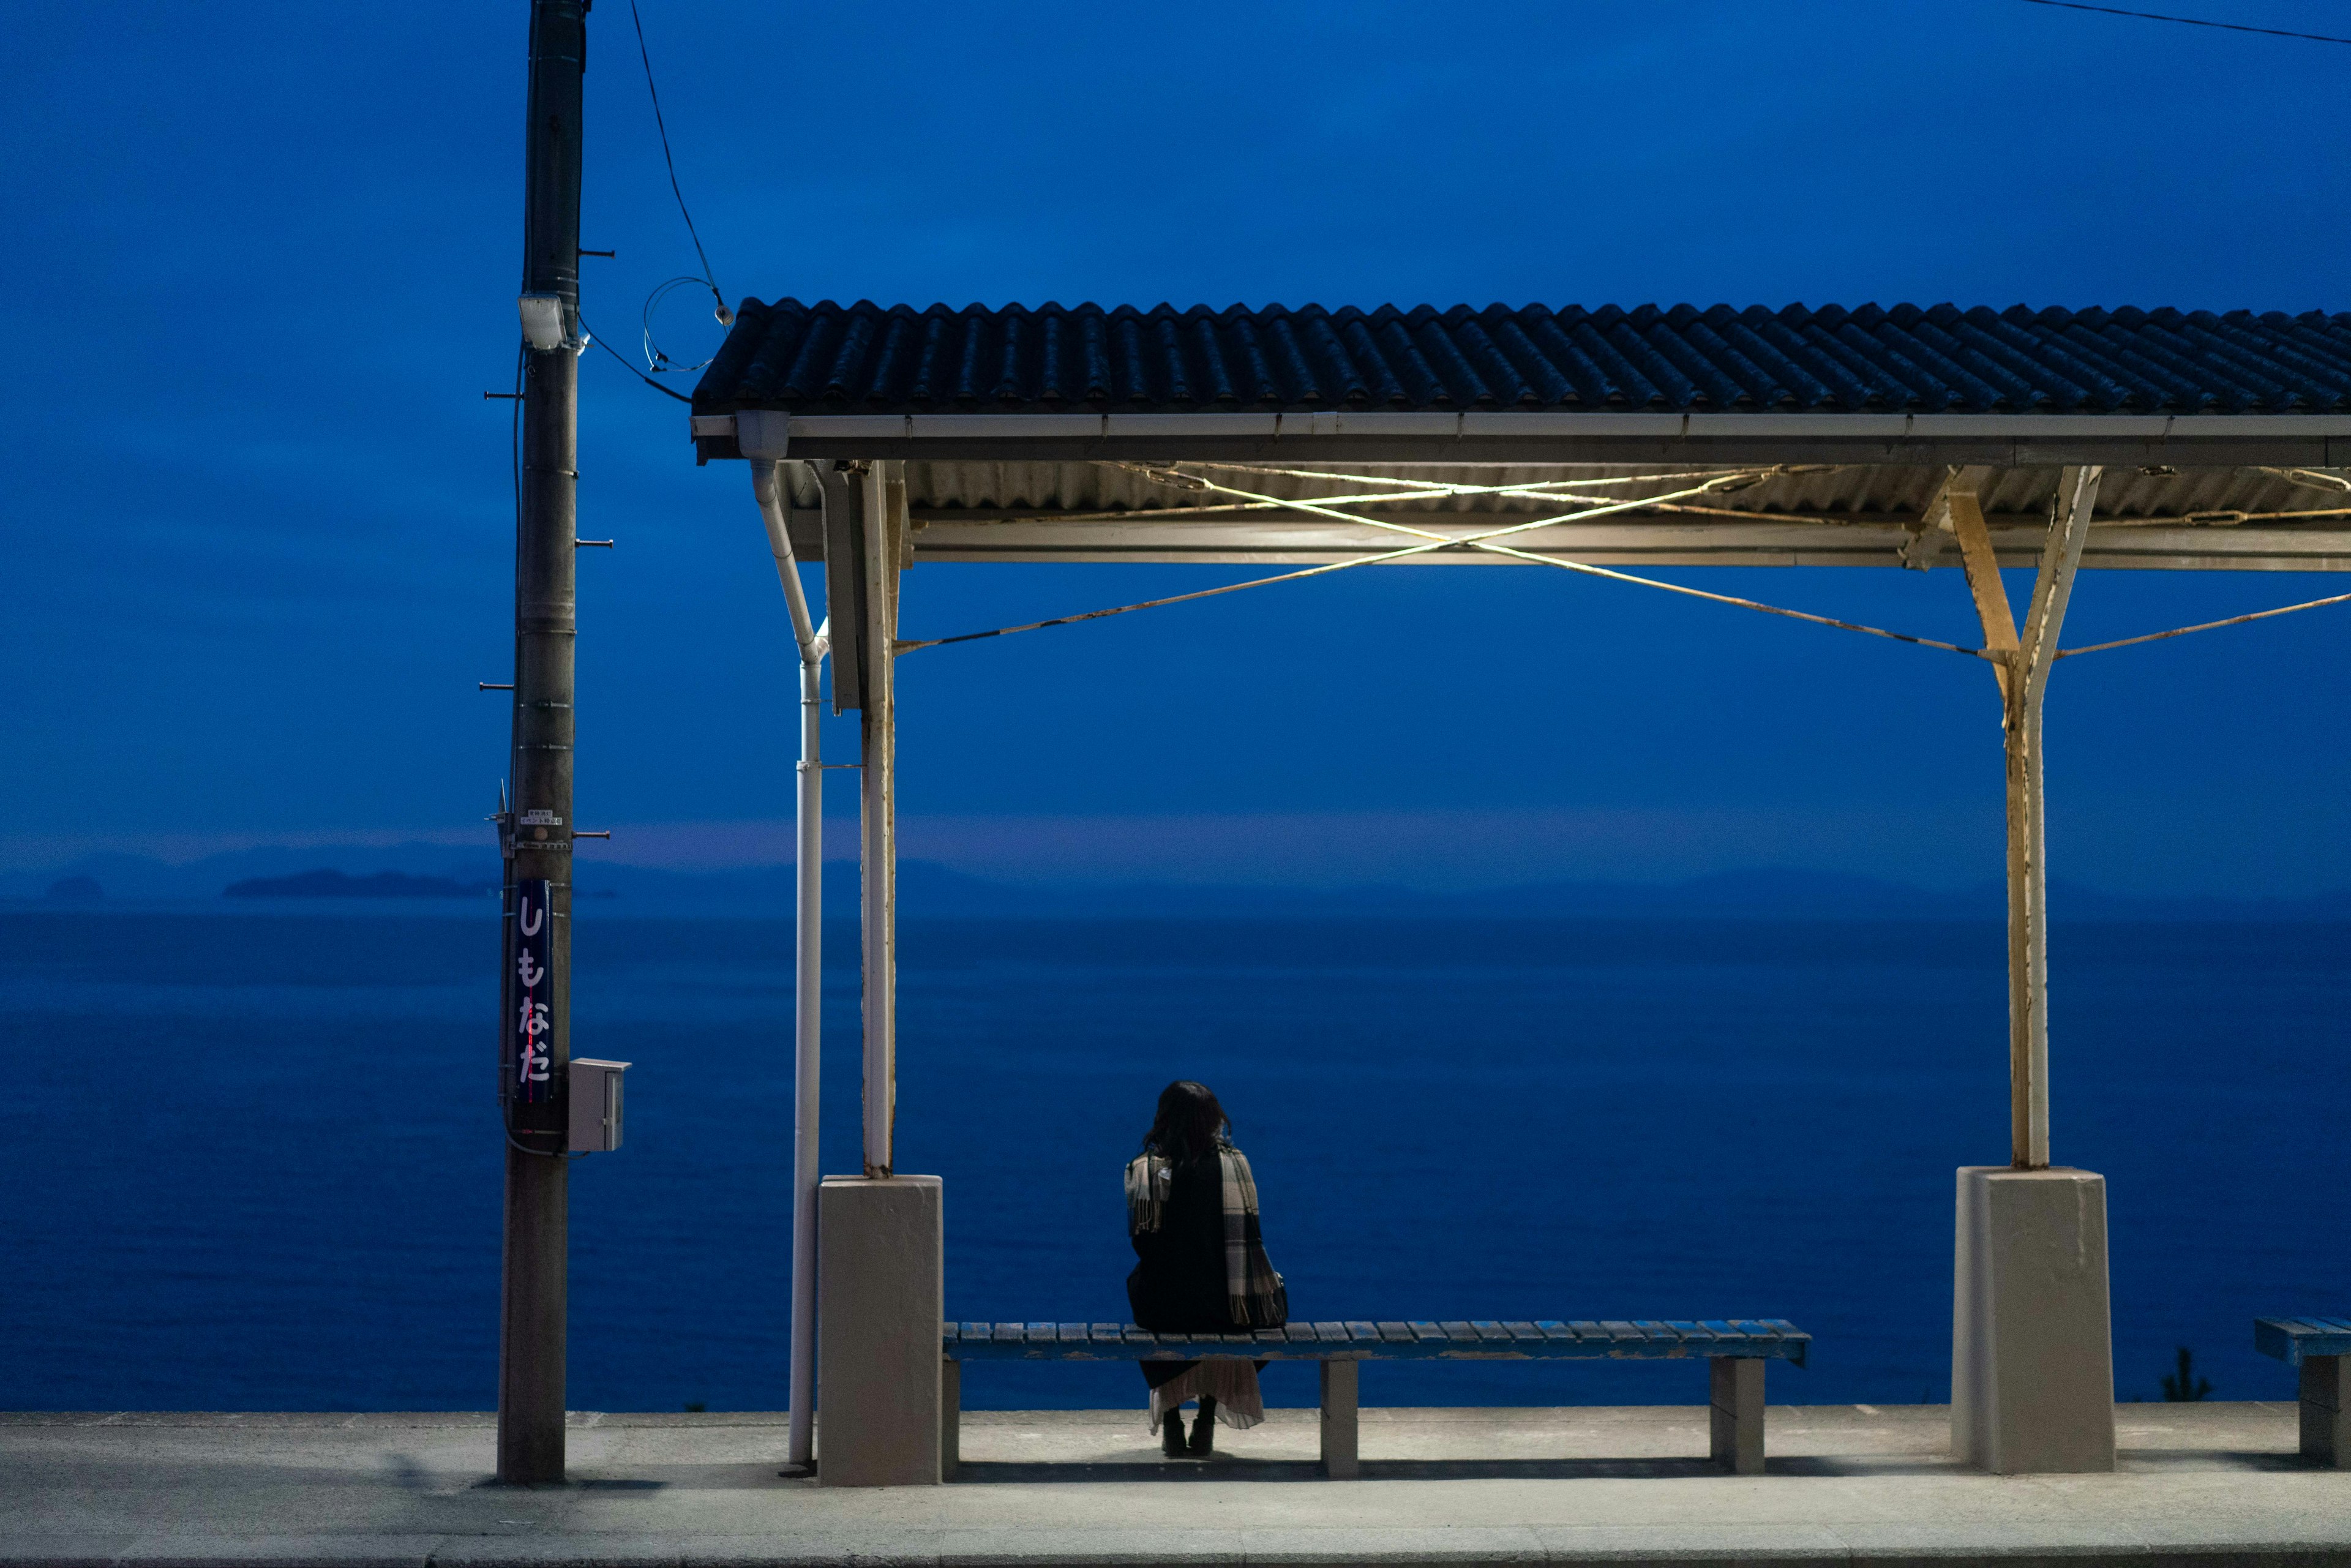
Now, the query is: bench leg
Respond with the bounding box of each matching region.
[2303,1355,2348,1468]
[1320,1360,1359,1479]
[940,1358,960,1482]
[1709,1357,1764,1475]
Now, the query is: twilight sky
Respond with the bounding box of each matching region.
[7,1,2351,894]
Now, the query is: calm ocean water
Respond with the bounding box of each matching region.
[2,907,2343,1414]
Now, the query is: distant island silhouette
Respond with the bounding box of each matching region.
[223,869,491,899]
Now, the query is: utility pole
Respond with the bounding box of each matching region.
[499,0,585,1487]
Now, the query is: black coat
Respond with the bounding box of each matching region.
[1125,1152,1236,1333]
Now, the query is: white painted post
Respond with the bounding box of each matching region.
[1950,468,2099,1169]
[860,462,899,1177]
[2008,465,2100,1169]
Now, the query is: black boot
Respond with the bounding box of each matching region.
[1188,1397,1217,1457]
[1161,1410,1187,1458]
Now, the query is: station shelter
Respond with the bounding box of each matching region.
[686,298,2351,1483]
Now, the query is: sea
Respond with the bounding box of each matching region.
[2,906,2343,1415]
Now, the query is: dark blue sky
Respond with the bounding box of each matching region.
[9,1,2351,893]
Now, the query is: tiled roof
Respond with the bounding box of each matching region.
[692,300,2351,418]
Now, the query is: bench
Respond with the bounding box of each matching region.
[941,1317,1809,1478]
[2255,1316,2351,1467]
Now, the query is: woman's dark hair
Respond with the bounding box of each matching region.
[1143,1080,1228,1163]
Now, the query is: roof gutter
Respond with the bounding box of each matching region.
[692,410,2351,468]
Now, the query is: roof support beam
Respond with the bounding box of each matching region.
[1902,465,2001,571]
[888,516,2351,572]
[1950,487,2021,702]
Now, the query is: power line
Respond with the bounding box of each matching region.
[2020,0,2351,45]
[627,0,727,318]
[579,313,695,402]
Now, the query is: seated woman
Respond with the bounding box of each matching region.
[1124,1080,1286,1459]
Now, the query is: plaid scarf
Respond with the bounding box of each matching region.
[1126,1144,1287,1329]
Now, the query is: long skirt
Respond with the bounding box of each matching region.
[1141,1357,1265,1433]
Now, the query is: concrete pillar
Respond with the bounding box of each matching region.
[2302,1355,2349,1466]
[1319,1360,1359,1479]
[1952,1166,2115,1474]
[1708,1357,1764,1474]
[817,1175,942,1487]
[940,1358,961,1482]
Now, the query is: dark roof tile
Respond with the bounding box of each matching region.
[692,299,2351,416]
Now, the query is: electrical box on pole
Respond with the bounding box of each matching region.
[567,1059,630,1152]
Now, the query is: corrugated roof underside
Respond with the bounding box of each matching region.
[864,462,2330,523]
[697,301,2351,417]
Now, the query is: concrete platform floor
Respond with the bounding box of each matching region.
[2,1404,2345,1567]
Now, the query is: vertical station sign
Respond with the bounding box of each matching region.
[510,877,555,1104]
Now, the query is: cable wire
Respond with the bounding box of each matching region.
[899,475,1988,661]
[640,276,722,375]
[2057,589,2351,658]
[2021,0,2351,44]
[580,313,694,402]
[896,491,1738,652]
[1180,471,1990,659]
[628,0,725,313]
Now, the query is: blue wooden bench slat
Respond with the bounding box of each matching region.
[942,1319,1809,1365]
[2255,1315,2350,1468]
[2257,1315,2351,1364]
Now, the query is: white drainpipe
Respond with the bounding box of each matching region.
[752,459,826,1470]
